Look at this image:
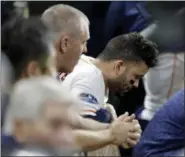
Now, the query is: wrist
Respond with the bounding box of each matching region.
[103,128,115,145]
[107,126,116,145]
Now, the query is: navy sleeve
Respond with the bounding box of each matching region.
[133,89,185,157]
[79,93,112,123]
[83,108,112,123]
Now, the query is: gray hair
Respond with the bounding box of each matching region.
[3,76,73,134]
[41,4,89,40]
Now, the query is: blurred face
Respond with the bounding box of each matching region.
[107,61,149,92]
[16,102,75,150]
[23,45,57,78]
[56,23,90,73]
[34,103,75,148]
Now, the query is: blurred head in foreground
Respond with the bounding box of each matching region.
[2,16,57,83]
[42,4,90,73]
[3,77,76,153]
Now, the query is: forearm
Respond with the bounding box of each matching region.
[78,116,110,130]
[73,129,113,151]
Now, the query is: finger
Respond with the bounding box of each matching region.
[134,123,141,131]
[129,124,141,132]
[128,132,141,140]
[132,120,141,129]
[126,138,138,147]
[138,129,142,134]
[131,128,142,134]
[124,114,136,122]
[117,112,129,121]
[132,119,139,124]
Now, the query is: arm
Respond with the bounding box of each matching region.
[68,72,112,129]
[76,103,117,130]
[77,115,109,130]
[73,129,113,151]
[68,106,110,130]
[73,113,141,151]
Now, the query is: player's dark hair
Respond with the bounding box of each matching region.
[98,32,159,68]
[2,16,52,80]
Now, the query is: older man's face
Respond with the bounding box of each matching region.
[56,23,90,73]
[67,27,89,72]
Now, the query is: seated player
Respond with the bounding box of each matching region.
[133,89,185,157]
[62,32,159,151]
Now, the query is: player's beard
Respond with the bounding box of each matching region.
[108,75,131,93]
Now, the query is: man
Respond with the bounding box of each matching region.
[139,7,185,125]
[133,88,185,157]
[2,16,140,152]
[62,32,158,154]
[1,16,57,127]
[1,16,57,81]
[2,77,76,156]
[41,4,89,73]
[62,32,158,117]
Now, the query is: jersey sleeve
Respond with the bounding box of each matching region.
[69,72,102,117]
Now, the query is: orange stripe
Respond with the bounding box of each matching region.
[81,109,96,113]
[167,54,177,98]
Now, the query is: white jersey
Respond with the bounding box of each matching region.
[62,55,109,116]
[62,55,120,157]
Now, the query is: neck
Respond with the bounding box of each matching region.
[91,59,110,89]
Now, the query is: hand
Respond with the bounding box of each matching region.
[121,116,142,148]
[109,112,136,145]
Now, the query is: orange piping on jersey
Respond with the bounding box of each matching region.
[81,109,97,113]
[167,54,178,98]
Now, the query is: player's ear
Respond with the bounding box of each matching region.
[114,60,126,76]
[60,35,70,54]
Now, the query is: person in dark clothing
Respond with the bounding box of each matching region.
[133,89,185,157]
[104,2,151,46]
[137,5,185,130]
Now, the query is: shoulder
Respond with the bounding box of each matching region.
[62,55,105,106]
[64,55,103,84]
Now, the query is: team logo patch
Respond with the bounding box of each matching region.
[79,93,98,104]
